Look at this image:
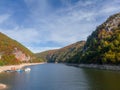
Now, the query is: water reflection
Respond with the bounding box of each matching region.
[82,68,120,90]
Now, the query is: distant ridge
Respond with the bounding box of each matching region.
[36,41,85,63]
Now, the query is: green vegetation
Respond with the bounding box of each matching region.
[0,54,20,65]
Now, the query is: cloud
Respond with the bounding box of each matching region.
[24,0,51,17]
[0,14,10,24]
[0,0,120,53]
[28,0,120,50]
[27,46,60,53]
[100,1,120,14]
[0,27,41,44]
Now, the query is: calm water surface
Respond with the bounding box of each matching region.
[0,63,120,90]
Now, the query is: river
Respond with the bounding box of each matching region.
[0,63,120,90]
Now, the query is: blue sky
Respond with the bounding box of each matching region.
[0,0,120,53]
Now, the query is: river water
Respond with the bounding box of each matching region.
[0,63,120,90]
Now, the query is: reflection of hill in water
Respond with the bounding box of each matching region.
[82,68,120,90]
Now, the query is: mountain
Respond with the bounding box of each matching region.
[80,12,120,64]
[36,41,85,63]
[0,32,36,65]
[37,12,120,65]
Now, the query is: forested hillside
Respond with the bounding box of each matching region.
[80,12,120,64]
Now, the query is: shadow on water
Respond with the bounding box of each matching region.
[70,65,120,90]
[65,63,80,68]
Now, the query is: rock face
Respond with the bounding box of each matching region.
[104,13,120,31]
[13,48,30,62]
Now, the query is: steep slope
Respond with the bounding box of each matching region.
[36,41,85,63]
[0,32,34,65]
[80,12,120,64]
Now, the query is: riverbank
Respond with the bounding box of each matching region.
[79,64,120,71]
[0,62,45,73]
[66,63,120,71]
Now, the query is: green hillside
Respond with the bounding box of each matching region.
[0,32,35,65]
[80,12,120,64]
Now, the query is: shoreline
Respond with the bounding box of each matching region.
[79,64,120,71]
[0,62,45,73]
[66,63,120,71]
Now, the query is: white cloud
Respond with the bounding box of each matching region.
[32,6,99,45]
[28,0,120,48]
[0,14,10,24]
[100,2,120,14]
[0,27,41,44]
[24,0,51,17]
[27,46,60,53]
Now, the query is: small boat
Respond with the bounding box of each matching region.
[16,69,23,72]
[24,68,31,72]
